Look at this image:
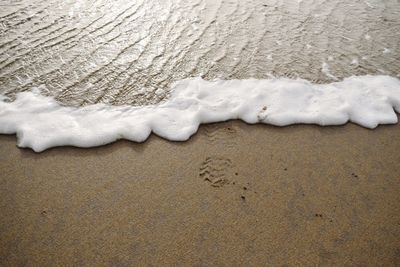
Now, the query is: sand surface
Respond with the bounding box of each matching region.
[1,121,400,266]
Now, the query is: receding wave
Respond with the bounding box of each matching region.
[0,0,399,106]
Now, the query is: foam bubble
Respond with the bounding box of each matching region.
[1,75,400,152]
[322,62,338,80]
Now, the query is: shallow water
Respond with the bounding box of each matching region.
[1,0,399,106]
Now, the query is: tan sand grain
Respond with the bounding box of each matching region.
[1,122,399,266]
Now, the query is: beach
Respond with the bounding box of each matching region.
[1,121,399,266]
[1,0,400,265]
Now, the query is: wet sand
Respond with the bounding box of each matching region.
[1,122,400,266]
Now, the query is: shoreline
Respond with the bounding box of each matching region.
[2,75,400,152]
[3,115,400,153]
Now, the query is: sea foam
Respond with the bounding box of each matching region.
[1,75,400,152]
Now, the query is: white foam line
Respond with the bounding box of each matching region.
[1,75,400,152]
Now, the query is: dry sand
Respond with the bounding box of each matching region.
[1,121,400,266]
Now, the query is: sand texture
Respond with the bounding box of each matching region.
[1,121,400,266]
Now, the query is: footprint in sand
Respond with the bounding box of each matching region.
[203,122,238,148]
[199,156,233,187]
